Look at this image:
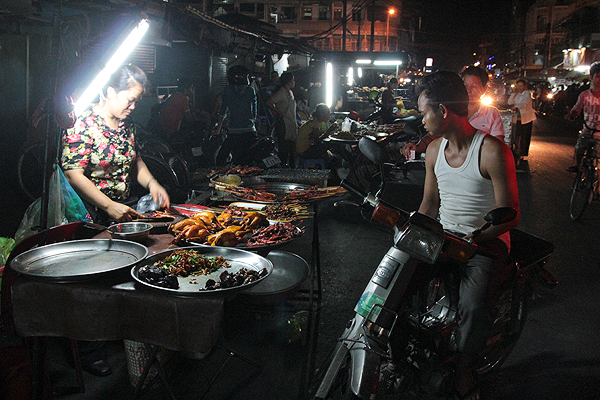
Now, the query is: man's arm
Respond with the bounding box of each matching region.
[418,138,441,218]
[566,91,585,120]
[473,136,520,243]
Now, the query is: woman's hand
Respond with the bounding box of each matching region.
[105,201,144,222]
[148,180,170,209]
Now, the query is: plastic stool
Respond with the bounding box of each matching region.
[297,158,326,170]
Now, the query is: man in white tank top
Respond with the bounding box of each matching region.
[417,71,520,400]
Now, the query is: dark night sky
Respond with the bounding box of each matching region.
[413,0,513,72]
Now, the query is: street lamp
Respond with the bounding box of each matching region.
[386,8,395,51]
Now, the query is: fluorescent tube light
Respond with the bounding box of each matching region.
[74,19,150,116]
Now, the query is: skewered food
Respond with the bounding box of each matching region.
[281,186,347,202]
[246,221,305,247]
[207,165,262,178]
[211,183,278,202]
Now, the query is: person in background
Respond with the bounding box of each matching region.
[296,103,337,161]
[266,71,298,167]
[381,77,399,124]
[565,61,600,176]
[403,66,505,159]
[214,65,259,166]
[417,71,519,400]
[508,77,536,168]
[61,64,170,377]
[158,79,195,138]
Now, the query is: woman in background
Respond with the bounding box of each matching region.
[266,71,298,167]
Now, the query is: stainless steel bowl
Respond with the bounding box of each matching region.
[107,222,153,242]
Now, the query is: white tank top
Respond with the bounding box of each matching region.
[434,131,510,248]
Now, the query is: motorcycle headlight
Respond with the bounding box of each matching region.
[394,212,445,264]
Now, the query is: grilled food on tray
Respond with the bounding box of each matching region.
[138,249,232,289]
[207,165,262,178]
[169,211,270,246]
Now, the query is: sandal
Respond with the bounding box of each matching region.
[452,384,481,400]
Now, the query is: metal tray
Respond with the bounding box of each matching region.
[10,239,149,282]
[238,250,309,304]
[131,246,273,297]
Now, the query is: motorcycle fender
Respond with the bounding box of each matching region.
[349,344,381,398]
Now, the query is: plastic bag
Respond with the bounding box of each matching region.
[15,166,90,243]
[0,237,16,267]
[136,193,162,213]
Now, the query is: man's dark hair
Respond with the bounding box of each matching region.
[515,77,528,86]
[590,61,600,77]
[459,66,489,87]
[417,70,469,117]
[279,71,294,87]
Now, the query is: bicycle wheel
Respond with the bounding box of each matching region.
[18,143,47,201]
[569,163,593,220]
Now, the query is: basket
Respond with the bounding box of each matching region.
[124,340,172,388]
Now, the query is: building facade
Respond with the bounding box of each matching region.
[212,0,408,52]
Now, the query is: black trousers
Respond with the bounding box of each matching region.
[216,131,259,166]
[514,120,532,158]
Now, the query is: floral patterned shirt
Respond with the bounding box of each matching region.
[61,108,137,201]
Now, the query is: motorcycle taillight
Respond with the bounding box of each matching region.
[372,204,402,228]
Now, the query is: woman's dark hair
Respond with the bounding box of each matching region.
[313,103,330,120]
[388,77,398,88]
[417,70,469,117]
[279,71,294,88]
[103,64,149,97]
[459,66,489,87]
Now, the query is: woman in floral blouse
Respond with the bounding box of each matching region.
[62,64,170,225]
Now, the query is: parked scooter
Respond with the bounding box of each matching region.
[313,137,556,399]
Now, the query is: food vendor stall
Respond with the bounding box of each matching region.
[7,163,353,398]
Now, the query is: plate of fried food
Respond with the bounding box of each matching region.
[132,246,273,296]
[168,210,304,251]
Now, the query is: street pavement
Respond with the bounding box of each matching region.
[13,114,600,400]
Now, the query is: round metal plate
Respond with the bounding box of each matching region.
[240,250,309,302]
[131,246,273,296]
[10,239,149,282]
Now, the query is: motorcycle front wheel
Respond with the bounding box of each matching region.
[312,346,360,400]
[474,286,528,375]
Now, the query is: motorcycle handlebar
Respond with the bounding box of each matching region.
[341,179,368,201]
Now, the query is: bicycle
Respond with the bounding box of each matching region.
[569,120,600,220]
[18,141,56,201]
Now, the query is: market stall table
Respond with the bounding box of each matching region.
[10,233,224,399]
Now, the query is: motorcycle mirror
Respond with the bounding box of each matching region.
[484,207,517,226]
[358,137,387,164]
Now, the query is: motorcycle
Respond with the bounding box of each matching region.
[313,137,556,399]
